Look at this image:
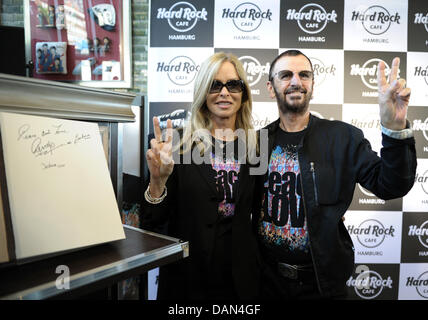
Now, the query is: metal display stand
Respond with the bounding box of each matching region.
[0,225,189,300]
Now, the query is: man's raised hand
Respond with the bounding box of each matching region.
[377,57,411,130]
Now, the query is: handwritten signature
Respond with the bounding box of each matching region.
[18,124,36,141]
[74,133,91,144]
[17,123,92,158]
[41,162,66,170]
[31,138,71,157]
[53,124,67,135]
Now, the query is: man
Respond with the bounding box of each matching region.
[48,46,61,72]
[256,50,416,299]
[40,43,50,72]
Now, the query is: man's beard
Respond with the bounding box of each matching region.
[274,85,312,115]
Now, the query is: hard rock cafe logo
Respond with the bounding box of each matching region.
[416,170,428,195]
[156,1,208,33]
[350,58,395,90]
[310,57,336,87]
[222,2,272,32]
[252,111,275,130]
[347,219,395,248]
[411,117,428,143]
[286,3,338,34]
[406,271,428,299]
[414,65,428,86]
[238,55,270,87]
[350,114,381,131]
[351,5,400,35]
[408,219,428,250]
[347,266,393,299]
[357,184,385,205]
[156,55,200,86]
[414,13,428,32]
[157,109,189,130]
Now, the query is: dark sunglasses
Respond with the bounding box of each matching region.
[209,79,245,93]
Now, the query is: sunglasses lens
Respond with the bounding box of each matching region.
[209,80,243,93]
[226,80,243,93]
[210,80,223,93]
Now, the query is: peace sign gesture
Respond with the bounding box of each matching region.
[146,117,174,197]
[377,57,411,130]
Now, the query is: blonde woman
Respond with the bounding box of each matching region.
[142,52,261,300]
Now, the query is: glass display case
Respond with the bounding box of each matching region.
[24,0,132,88]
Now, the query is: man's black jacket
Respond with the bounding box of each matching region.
[254,114,417,297]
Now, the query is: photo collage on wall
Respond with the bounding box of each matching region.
[147,0,428,300]
[29,0,123,82]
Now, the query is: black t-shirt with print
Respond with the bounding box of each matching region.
[208,137,241,298]
[258,128,311,265]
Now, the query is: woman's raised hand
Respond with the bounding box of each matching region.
[146,117,174,197]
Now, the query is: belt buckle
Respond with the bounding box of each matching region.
[278,262,298,280]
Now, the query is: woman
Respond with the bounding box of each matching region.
[141,52,261,300]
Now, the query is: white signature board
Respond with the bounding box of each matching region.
[0,112,125,261]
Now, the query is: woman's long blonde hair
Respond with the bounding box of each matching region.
[180,52,257,160]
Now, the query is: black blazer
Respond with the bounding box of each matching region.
[141,157,262,300]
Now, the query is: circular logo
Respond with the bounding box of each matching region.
[354,270,386,299]
[421,170,428,195]
[356,219,387,248]
[416,271,428,299]
[310,57,327,87]
[417,220,428,249]
[423,66,428,86]
[359,184,376,197]
[422,117,428,142]
[166,56,199,86]
[296,3,330,34]
[167,2,200,33]
[239,55,268,86]
[424,18,428,33]
[232,2,263,32]
[362,6,392,35]
[360,58,390,90]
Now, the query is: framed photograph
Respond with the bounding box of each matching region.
[35,41,67,74]
[24,0,132,88]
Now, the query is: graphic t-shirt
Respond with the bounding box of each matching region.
[208,137,241,297]
[210,138,241,218]
[258,128,311,264]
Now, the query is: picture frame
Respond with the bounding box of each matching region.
[35,41,68,74]
[24,0,132,88]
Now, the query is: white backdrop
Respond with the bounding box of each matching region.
[147,0,428,300]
